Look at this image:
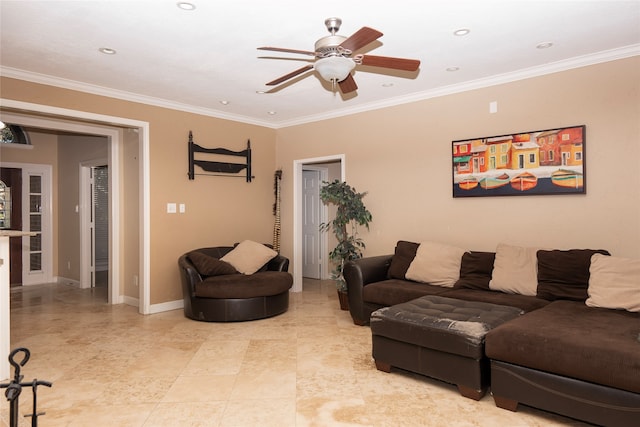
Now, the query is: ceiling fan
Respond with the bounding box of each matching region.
[258,17,420,94]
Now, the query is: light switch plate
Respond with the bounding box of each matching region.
[167,203,177,213]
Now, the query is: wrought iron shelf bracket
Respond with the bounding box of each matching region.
[188,131,253,182]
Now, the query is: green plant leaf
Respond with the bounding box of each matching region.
[318,180,372,291]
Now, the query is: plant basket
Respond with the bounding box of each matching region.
[337,289,349,311]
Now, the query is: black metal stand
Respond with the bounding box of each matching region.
[0,347,52,427]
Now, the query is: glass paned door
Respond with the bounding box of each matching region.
[28,175,43,273]
[19,164,52,286]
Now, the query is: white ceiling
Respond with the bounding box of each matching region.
[1,1,639,128]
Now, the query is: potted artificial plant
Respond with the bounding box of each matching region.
[319,179,372,310]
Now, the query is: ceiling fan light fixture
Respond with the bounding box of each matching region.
[314,56,355,83]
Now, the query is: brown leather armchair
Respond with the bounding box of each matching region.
[178,246,292,322]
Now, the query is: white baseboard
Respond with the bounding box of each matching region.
[55,276,80,287]
[123,295,138,307]
[148,299,184,314]
[114,295,183,314]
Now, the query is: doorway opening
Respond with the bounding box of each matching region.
[293,155,345,292]
[0,104,149,312]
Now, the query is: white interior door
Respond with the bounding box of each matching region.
[80,159,108,289]
[302,169,324,279]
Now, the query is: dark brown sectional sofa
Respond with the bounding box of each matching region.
[343,241,640,427]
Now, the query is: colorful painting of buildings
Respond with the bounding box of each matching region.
[452,126,584,195]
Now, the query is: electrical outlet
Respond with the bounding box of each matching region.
[179,203,185,213]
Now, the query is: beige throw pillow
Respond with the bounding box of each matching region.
[586,254,640,312]
[489,243,540,296]
[220,240,277,274]
[405,241,467,287]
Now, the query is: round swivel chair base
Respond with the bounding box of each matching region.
[185,291,289,322]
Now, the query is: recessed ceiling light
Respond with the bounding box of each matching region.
[98,47,116,55]
[177,2,196,10]
[446,66,460,72]
[453,28,470,36]
[256,90,266,94]
[536,42,554,49]
[381,83,394,88]
[219,100,229,105]
[267,111,277,115]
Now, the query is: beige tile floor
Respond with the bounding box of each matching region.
[2,280,589,426]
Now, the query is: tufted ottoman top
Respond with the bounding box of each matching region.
[371,295,523,359]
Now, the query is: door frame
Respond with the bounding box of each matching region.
[0,99,150,313]
[293,154,345,292]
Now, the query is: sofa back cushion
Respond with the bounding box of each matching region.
[387,240,420,280]
[536,249,610,301]
[454,251,496,290]
[405,241,467,287]
[489,243,541,296]
[189,251,239,277]
[220,240,278,274]
[586,254,640,312]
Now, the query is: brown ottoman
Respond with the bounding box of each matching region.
[370,295,523,399]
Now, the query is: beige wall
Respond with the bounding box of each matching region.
[276,57,640,265]
[1,78,278,304]
[1,56,639,306]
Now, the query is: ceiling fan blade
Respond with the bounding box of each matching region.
[258,46,317,56]
[266,65,314,86]
[339,27,383,52]
[258,56,315,62]
[338,74,358,94]
[360,54,420,71]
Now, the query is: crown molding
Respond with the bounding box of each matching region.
[0,67,277,129]
[2,44,638,129]
[275,44,640,128]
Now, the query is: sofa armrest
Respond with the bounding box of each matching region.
[344,255,393,325]
[267,254,289,272]
[178,255,203,298]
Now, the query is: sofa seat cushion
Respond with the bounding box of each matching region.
[441,288,549,313]
[195,271,293,299]
[371,295,523,359]
[486,300,640,394]
[363,279,449,307]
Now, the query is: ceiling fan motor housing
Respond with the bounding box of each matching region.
[315,35,349,57]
